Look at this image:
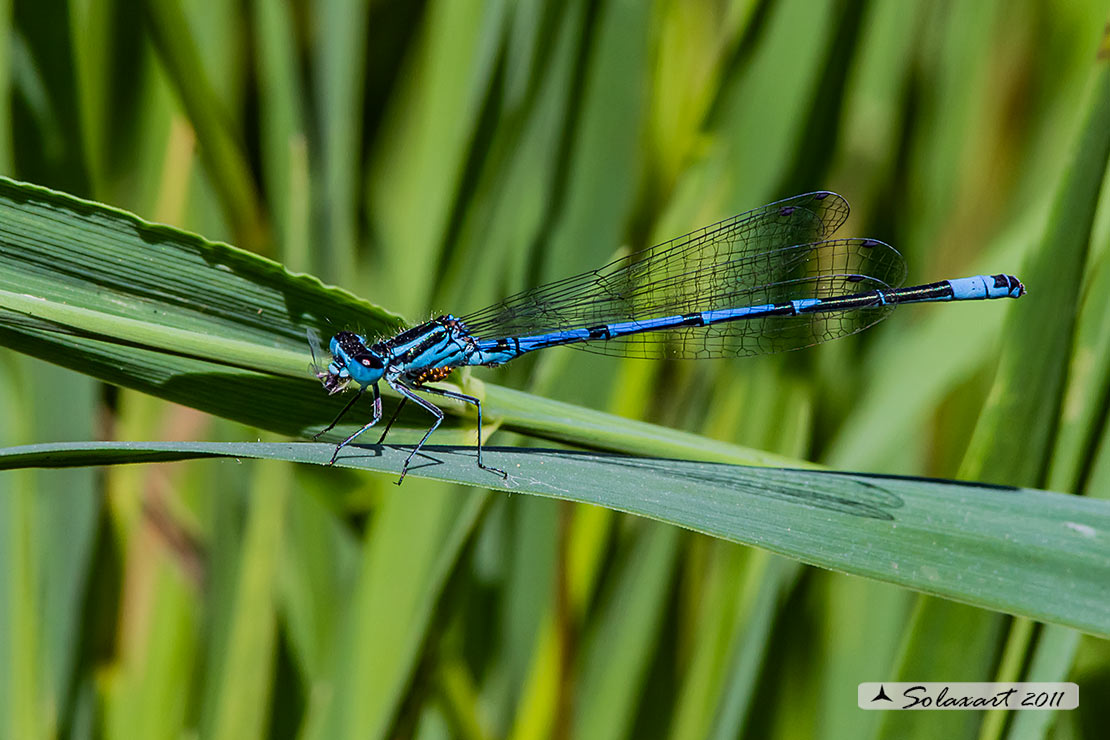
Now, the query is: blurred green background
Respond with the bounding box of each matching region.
[1,0,1109,738]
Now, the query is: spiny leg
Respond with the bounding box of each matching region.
[376,396,408,445]
[313,386,365,440]
[327,384,382,465]
[388,378,447,485]
[416,385,506,479]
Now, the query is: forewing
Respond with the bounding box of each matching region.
[461,191,850,339]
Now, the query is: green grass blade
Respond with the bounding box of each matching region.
[961,58,1110,486]
[102,557,199,740]
[308,484,488,740]
[703,555,801,739]
[203,462,287,740]
[314,0,370,283]
[0,474,45,739]
[367,0,508,317]
[252,0,311,269]
[875,599,1007,740]
[573,523,680,740]
[1048,221,1110,491]
[142,0,269,251]
[1,440,1106,638]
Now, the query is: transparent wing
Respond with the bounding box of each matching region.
[459,192,907,359]
[573,238,906,359]
[461,191,850,336]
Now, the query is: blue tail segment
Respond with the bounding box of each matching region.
[943,274,1025,301]
[313,191,1025,482]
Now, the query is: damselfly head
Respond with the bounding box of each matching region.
[321,331,386,391]
[308,327,348,393]
[316,333,352,394]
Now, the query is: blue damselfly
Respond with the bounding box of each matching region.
[315,192,1024,482]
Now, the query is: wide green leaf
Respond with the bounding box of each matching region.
[2,440,1107,638]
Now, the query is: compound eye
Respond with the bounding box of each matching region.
[358,353,384,370]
